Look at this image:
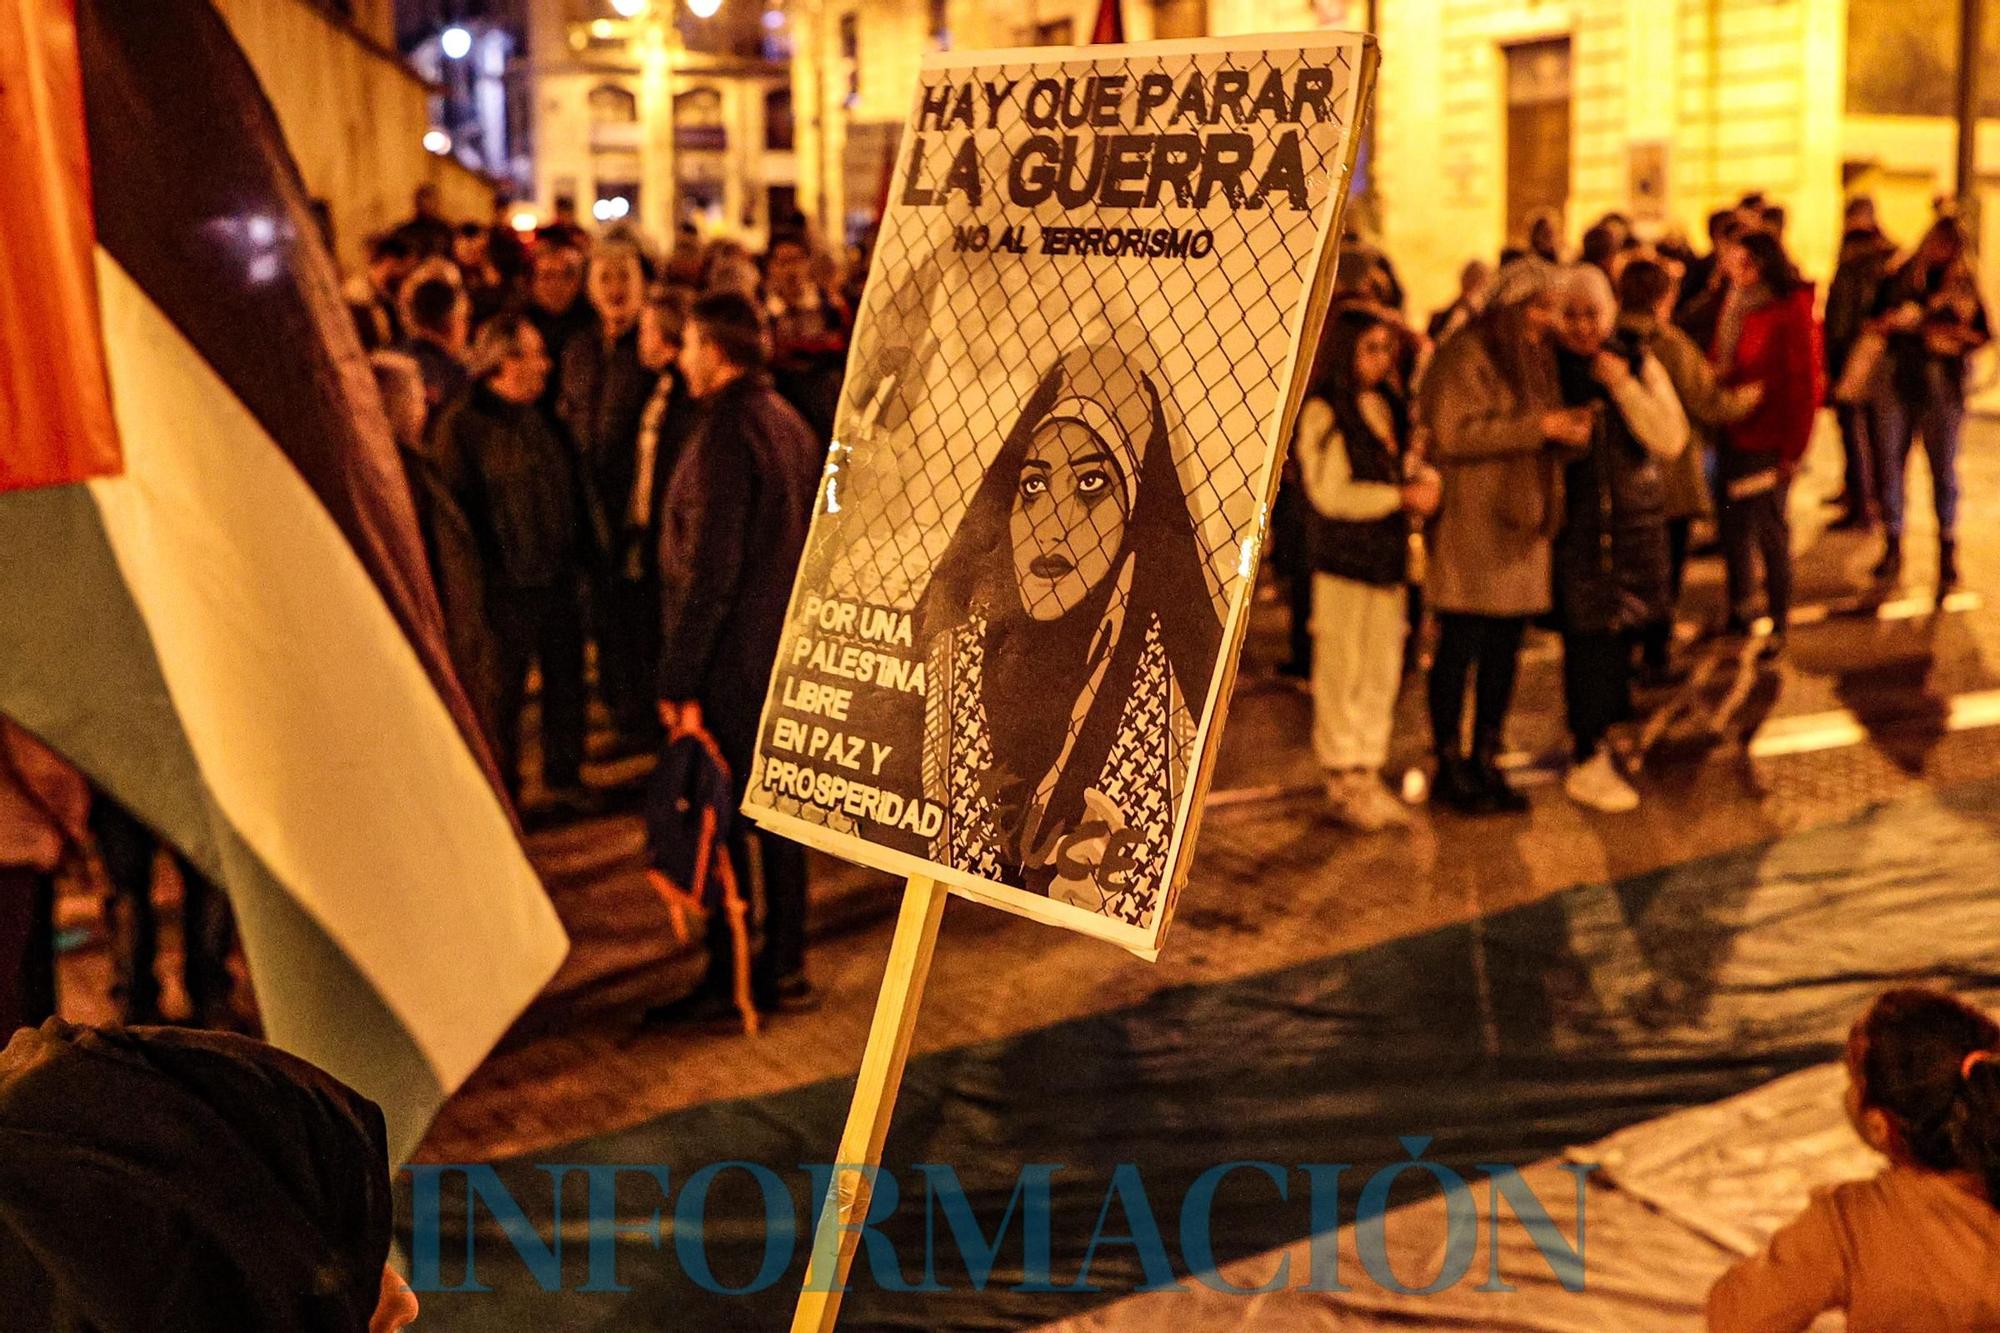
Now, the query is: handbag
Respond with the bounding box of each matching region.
[643,724,760,1035]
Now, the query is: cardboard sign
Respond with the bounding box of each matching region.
[745,33,1376,958]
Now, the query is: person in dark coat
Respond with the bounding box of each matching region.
[536,195,588,254]
[763,233,851,443]
[0,1019,417,1333]
[453,221,511,325]
[486,197,530,287]
[1867,215,1991,592]
[433,314,591,809]
[372,353,501,750]
[344,232,414,353]
[559,244,657,749]
[647,293,822,1026]
[521,239,596,421]
[1675,209,1743,347]
[1548,265,1688,814]
[393,277,470,425]
[393,182,455,260]
[1617,260,1762,687]
[611,289,701,752]
[1823,201,1896,530]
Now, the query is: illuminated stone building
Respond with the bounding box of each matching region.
[524,0,802,245]
[787,0,2000,316]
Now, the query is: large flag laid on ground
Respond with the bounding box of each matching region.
[0,0,568,1160]
[742,34,1376,958]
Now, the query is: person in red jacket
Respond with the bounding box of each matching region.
[1712,230,1825,656]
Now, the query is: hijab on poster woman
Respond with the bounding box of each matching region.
[915,337,1222,925]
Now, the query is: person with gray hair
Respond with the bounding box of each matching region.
[1546,262,1688,813]
[1421,256,1594,814]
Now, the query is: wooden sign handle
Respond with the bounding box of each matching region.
[791,874,950,1332]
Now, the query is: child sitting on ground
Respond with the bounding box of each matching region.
[1708,987,2000,1331]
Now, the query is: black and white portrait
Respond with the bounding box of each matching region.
[915,342,1222,925]
[744,36,1369,955]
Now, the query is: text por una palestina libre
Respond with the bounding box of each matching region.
[761,594,943,839]
[902,65,1341,250]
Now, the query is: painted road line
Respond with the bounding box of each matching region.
[1745,687,2000,760]
[1205,688,2000,809]
[1788,588,1983,626]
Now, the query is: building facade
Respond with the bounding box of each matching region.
[787,0,1999,318]
[219,0,499,270]
[524,0,801,246]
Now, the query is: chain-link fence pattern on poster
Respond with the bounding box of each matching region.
[750,38,1366,952]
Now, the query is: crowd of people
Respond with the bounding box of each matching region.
[4,171,2000,1333]
[349,187,857,1028]
[0,187,859,1044]
[1287,192,1992,830]
[7,183,1992,1038]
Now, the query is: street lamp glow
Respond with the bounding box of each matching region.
[687,0,721,18]
[440,25,472,59]
[422,129,451,155]
[610,0,647,15]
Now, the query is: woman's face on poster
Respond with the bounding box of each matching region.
[1010,419,1128,621]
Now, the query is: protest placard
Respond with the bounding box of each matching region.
[746,33,1377,959]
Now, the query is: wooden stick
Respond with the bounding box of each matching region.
[791,874,950,1332]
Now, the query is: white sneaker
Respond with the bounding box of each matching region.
[1564,751,1639,813]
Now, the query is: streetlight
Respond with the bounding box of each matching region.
[440,25,472,59]
[423,129,452,154]
[687,0,721,17]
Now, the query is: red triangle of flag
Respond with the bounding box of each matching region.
[1090,0,1124,44]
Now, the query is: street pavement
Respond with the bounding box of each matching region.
[48,412,2000,1328]
[409,411,2000,1164]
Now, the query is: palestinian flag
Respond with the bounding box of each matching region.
[0,0,568,1159]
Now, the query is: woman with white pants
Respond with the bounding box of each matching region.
[1297,307,1441,831]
